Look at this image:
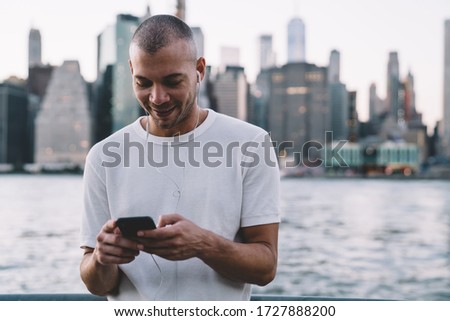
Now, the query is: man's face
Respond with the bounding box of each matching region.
[129,39,201,137]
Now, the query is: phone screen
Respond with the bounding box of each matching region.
[116,216,157,238]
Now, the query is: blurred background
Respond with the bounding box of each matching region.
[1,0,450,300]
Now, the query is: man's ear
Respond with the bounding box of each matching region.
[128,59,134,75]
[196,57,206,82]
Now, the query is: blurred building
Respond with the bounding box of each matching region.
[213,66,249,121]
[191,27,204,58]
[95,14,141,137]
[442,19,450,157]
[251,70,271,129]
[0,82,29,167]
[176,0,186,21]
[27,28,55,163]
[327,50,349,141]
[348,91,359,142]
[259,34,276,71]
[191,26,211,109]
[369,83,384,129]
[28,28,42,67]
[386,52,400,122]
[267,62,329,160]
[287,17,306,63]
[328,49,340,83]
[35,61,91,168]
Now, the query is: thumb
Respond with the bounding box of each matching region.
[157,213,183,228]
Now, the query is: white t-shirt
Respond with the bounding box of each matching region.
[81,109,280,300]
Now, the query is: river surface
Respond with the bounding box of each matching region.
[1,174,449,300]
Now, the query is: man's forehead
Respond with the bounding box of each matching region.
[130,39,196,61]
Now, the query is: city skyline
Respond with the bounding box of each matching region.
[1,0,449,131]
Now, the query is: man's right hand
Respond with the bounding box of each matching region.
[80,219,143,296]
[91,219,142,265]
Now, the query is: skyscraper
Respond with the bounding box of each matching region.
[369,83,384,126]
[214,66,248,121]
[402,71,417,124]
[386,52,400,122]
[328,49,340,83]
[96,14,141,134]
[268,62,329,157]
[176,0,186,21]
[0,82,29,166]
[443,20,450,156]
[28,28,42,67]
[327,50,347,140]
[35,61,91,168]
[191,27,204,58]
[259,34,276,71]
[287,17,306,63]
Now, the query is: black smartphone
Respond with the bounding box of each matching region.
[116,216,157,238]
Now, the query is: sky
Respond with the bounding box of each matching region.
[1,0,450,131]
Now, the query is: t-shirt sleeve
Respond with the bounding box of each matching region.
[240,132,281,227]
[80,144,111,249]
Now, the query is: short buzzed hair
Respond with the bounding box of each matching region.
[131,14,197,59]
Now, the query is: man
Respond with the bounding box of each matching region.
[80,14,280,300]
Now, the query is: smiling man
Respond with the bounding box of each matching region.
[80,14,280,301]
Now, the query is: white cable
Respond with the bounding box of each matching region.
[145,107,200,300]
[150,254,163,301]
[145,74,202,299]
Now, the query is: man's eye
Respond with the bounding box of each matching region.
[165,80,182,87]
[135,80,151,88]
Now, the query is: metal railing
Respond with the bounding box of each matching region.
[0,293,382,301]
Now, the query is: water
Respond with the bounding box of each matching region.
[1,174,450,300]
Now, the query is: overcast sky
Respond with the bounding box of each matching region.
[1,0,449,129]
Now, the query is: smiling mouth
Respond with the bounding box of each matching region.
[152,106,176,118]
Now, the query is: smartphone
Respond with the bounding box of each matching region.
[116,216,157,238]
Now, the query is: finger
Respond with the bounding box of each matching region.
[102,219,118,233]
[157,214,183,228]
[98,231,143,251]
[98,242,140,258]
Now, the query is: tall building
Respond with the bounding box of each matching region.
[268,62,329,158]
[397,70,419,126]
[96,14,141,135]
[443,20,450,156]
[287,17,306,63]
[191,27,204,57]
[328,49,340,83]
[191,27,209,109]
[176,0,186,21]
[327,49,348,140]
[28,28,42,67]
[35,61,91,168]
[329,82,349,141]
[27,28,54,163]
[140,4,151,23]
[252,70,271,129]
[0,82,29,166]
[369,83,384,127]
[386,52,400,122]
[214,66,248,121]
[259,34,276,71]
[348,91,359,142]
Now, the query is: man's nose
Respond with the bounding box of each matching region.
[149,85,170,105]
